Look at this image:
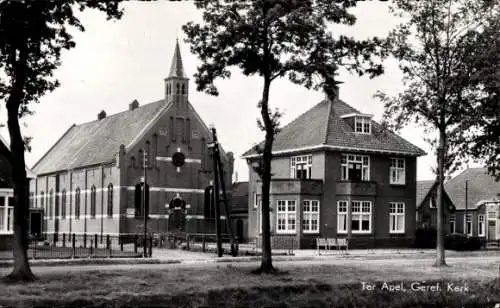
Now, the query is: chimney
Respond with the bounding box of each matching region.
[129,99,139,111]
[97,110,106,120]
[324,81,343,101]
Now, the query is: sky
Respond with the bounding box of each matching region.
[0,1,477,182]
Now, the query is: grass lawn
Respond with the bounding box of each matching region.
[1,260,499,307]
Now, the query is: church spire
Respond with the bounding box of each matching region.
[168,39,187,78]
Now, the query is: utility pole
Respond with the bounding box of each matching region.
[208,125,237,257]
[465,180,468,236]
[209,129,223,257]
[143,150,148,258]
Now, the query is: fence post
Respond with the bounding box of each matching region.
[186,233,190,250]
[134,234,138,254]
[120,235,124,252]
[62,233,66,248]
[83,233,87,248]
[32,237,36,260]
[106,235,111,258]
[202,234,206,252]
[148,235,153,258]
[94,234,98,249]
[72,233,76,259]
[90,239,94,258]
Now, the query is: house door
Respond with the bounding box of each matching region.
[488,221,496,240]
[29,211,42,240]
[236,219,244,242]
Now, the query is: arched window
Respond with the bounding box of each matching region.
[90,185,96,218]
[145,141,151,168]
[181,84,185,95]
[49,189,53,219]
[176,83,180,94]
[40,191,45,209]
[107,183,113,217]
[138,150,144,168]
[134,183,142,217]
[75,188,81,219]
[130,156,136,168]
[61,190,67,219]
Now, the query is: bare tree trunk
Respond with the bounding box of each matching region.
[256,76,276,274]
[434,128,447,267]
[3,46,36,282]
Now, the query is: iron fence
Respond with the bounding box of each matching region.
[0,233,153,260]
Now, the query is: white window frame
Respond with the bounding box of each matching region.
[389,158,405,185]
[276,200,296,234]
[337,201,348,233]
[389,202,405,234]
[429,197,436,209]
[0,193,14,234]
[351,201,372,234]
[478,215,485,236]
[253,193,261,209]
[341,154,370,181]
[449,214,456,233]
[302,200,320,233]
[355,116,371,134]
[465,214,473,236]
[290,155,312,179]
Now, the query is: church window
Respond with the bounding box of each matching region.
[29,192,34,208]
[181,84,185,95]
[152,134,158,167]
[61,190,66,219]
[138,150,144,168]
[176,83,180,94]
[145,141,151,168]
[176,117,185,143]
[170,117,175,142]
[40,191,44,209]
[185,118,191,145]
[107,183,113,217]
[75,188,81,219]
[49,189,53,219]
[135,183,142,217]
[90,185,96,218]
[130,156,136,168]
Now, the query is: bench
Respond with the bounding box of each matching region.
[316,237,348,255]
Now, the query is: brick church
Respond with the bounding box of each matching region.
[29,41,234,237]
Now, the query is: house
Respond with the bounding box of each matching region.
[0,135,36,249]
[445,168,500,240]
[29,41,234,239]
[241,87,426,249]
[416,180,455,230]
[230,181,249,242]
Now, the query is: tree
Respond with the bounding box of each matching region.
[376,0,499,267]
[0,0,123,282]
[460,14,500,180]
[183,0,386,273]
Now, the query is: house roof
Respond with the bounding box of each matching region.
[241,99,426,158]
[32,100,167,175]
[445,168,500,210]
[416,180,436,208]
[231,181,248,212]
[0,134,36,178]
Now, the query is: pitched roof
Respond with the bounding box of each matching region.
[231,181,248,212]
[417,180,436,208]
[445,168,500,210]
[32,100,166,175]
[0,134,36,178]
[241,99,426,157]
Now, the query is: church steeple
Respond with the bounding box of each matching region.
[165,39,189,107]
[168,39,187,78]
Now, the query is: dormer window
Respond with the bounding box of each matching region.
[290,154,312,180]
[355,116,371,134]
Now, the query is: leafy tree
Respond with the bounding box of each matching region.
[376,0,499,267]
[460,14,500,180]
[183,0,386,273]
[0,0,123,282]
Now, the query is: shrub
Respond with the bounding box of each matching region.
[415,227,436,248]
[445,234,483,251]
